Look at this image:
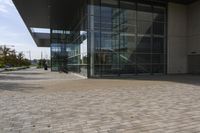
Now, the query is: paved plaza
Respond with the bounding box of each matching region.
[1,68,200,133]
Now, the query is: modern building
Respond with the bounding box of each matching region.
[13,0,200,78]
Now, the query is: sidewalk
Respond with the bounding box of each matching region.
[0,66,29,73]
[1,68,200,132]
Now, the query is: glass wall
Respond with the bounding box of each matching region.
[88,0,167,77]
[51,30,71,72]
[51,30,88,76]
[68,30,88,76]
[50,0,166,78]
[50,1,88,76]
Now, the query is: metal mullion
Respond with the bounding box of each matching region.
[100,0,102,77]
[87,0,90,77]
[118,0,121,77]
[164,5,168,75]
[151,4,153,75]
[135,1,138,75]
[50,29,53,72]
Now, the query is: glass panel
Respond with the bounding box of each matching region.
[137,4,152,21]
[101,65,119,75]
[137,64,151,73]
[152,54,164,64]
[153,6,165,22]
[120,34,136,53]
[101,32,119,51]
[88,31,101,51]
[137,21,152,35]
[120,53,136,65]
[136,54,151,64]
[95,52,119,65]
[137,36,151,53]
[94,65,101,75]
[152,37,164,53]
[120,65,136,74]
[120,1,136,23]
[120,24,136,34]
[51,43,68,72]
[101,0,118,18]
[153,22,164,35]
[88,0,100,16]
[101,0,118,7]
[152,64,164,73]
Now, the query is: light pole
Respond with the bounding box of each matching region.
[26,50,31,61]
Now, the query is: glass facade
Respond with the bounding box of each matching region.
[51,30,88,76]
[51,30,70,72]
[50,0,167,78]
[88,0,167,77]
[50,1,88,76]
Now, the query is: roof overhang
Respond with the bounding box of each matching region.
[12,0,82,47]
[32,32,50,47]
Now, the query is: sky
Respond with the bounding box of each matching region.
[0,0,50,59]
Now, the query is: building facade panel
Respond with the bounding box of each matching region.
[188,0,200,73]
[167,3,188,74]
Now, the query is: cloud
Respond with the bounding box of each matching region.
[4,0,13,7]
[0,0,13,6]
[0,0,14,13]
[0,26,6,31]
[0,5,7,13]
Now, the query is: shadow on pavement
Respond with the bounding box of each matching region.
[2,72,44,75]
[98,75,200,86]
[0,75,47,81]
[0,82,43,93]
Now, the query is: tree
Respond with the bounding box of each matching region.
[1,46,12,66]
[17,52,24,61]
[0,45,31,67]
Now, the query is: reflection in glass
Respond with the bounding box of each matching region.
[88,0,167,77]
[137,4,152,21]
[137,36,151,53]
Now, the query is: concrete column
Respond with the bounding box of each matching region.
[187,0,200,73]
[167,3,188,74]
[188,0,200,54]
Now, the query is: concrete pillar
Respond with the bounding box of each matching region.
[188,0,200,54]
[167,3,188,74]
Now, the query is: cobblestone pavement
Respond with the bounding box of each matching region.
[1,68,200,133]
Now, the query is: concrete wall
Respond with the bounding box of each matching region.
[167,3,188,74]
[188,0,200,55]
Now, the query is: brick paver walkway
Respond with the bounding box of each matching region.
[1,68,200,133]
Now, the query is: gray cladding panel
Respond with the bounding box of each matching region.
[188,55,200,74]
